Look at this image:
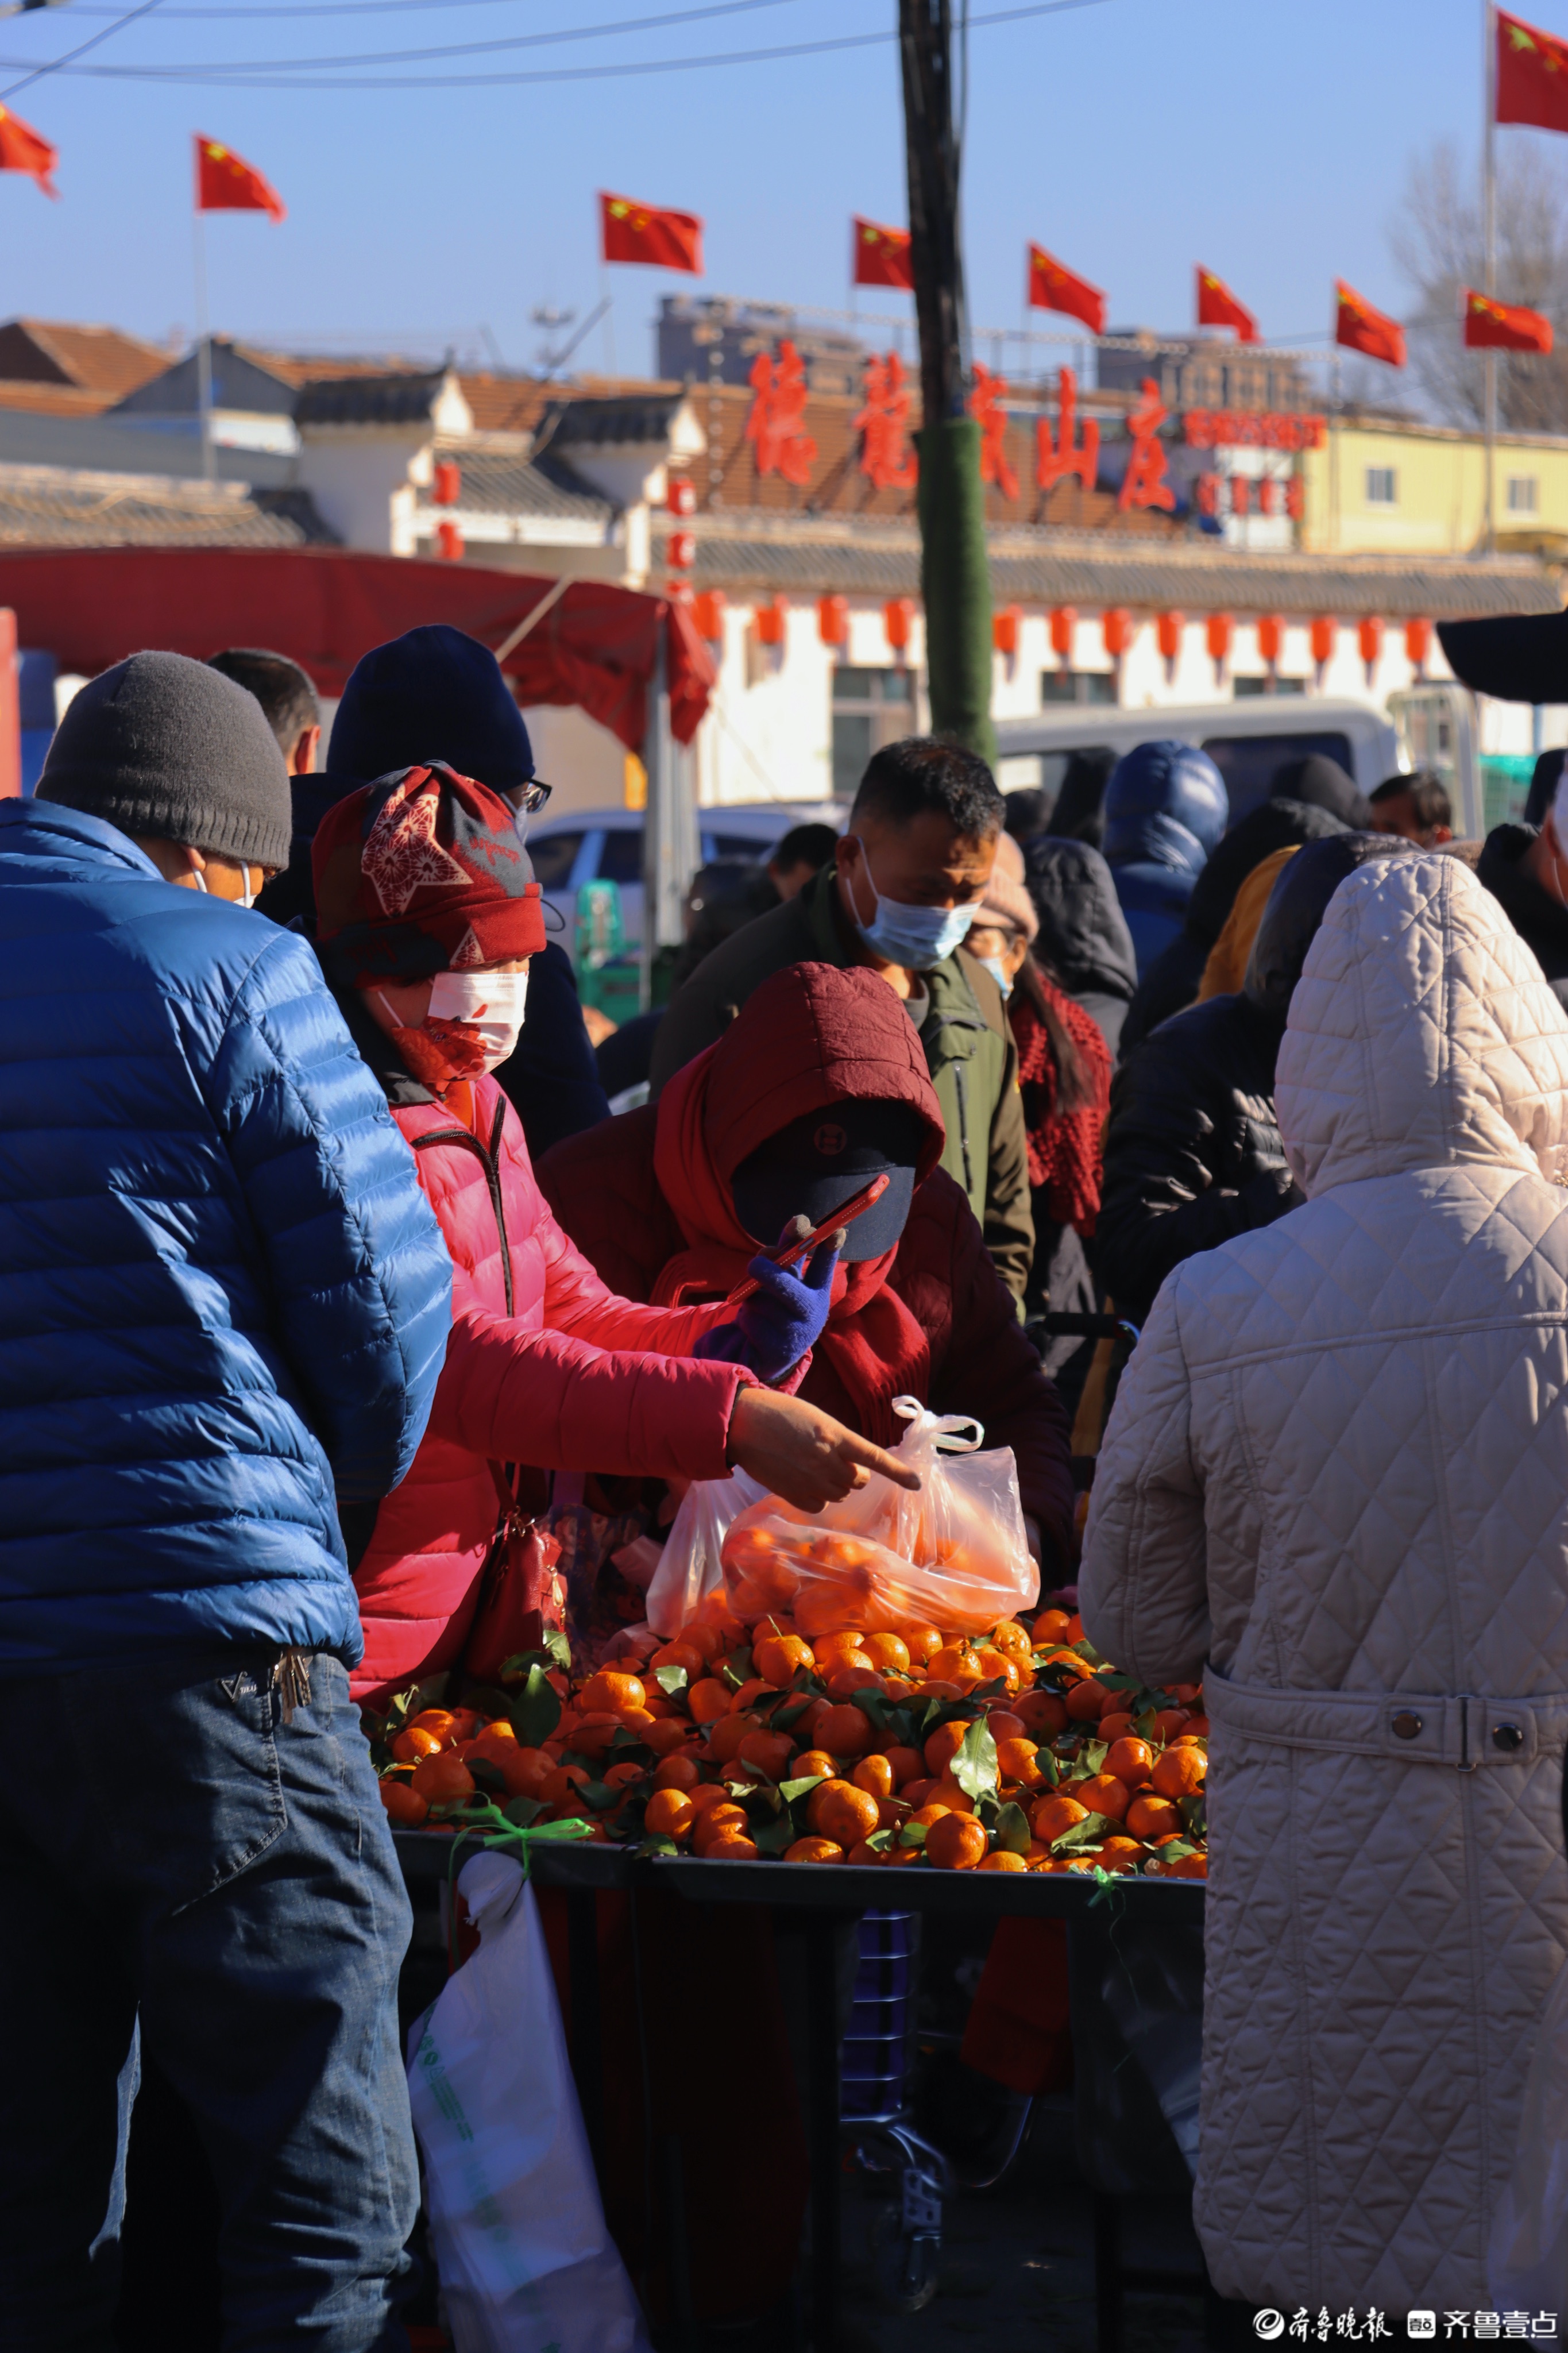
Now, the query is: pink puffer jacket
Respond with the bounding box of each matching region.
[352,1074,747,1701]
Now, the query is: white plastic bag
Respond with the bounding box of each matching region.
[407,1850,653,2353]
[644,1467,764,1637]
[1491,1958,1568,2310]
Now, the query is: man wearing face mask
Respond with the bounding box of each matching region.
[310,761,921,1701]
[651,738,1033,1300]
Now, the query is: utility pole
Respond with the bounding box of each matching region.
[1484,0,1497,555]
[899,0,995,765]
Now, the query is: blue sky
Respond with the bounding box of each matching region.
[0,0,1552,375]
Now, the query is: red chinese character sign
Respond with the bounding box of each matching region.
[744,341,818,488]
[969,365,1018,501]
[855,352,918,492]
[1119,379,1176,513]
[1037,367,1099,494]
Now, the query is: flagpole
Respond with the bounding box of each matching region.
[192,203,214,484]
[1484,0,1497,555]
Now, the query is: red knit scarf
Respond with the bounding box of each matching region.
[651,1043,932,1446]
[1009,975,1111,1237]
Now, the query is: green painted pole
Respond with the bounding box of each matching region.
[900,0,995,766]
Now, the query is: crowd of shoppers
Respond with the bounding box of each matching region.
[11,611,1568,2333]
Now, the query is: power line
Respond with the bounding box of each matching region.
[0,0,1115,88]
[1,0,161,98]
[37,0,805,74]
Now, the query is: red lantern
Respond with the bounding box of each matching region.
[1310,616,1335,669]
[992,605,1021,658]
[818,594,849,648]
[1102,608,1131,659]
[435,519,464,563]
[692,589,726,643]
[883,597,914,653]
[1206,612,1233,666]
[1049,607,1076,660]
[1256,615,1284,667]
[667,530,696,572]
[1405,616,1432,675]
[1156,611,1184,662]
[1358,616,1384,673]
[754,597,786,647]
[1256,477,1277,518]
[667,476,697,518]
[432,458,461,507]
[1230,475,1252,518]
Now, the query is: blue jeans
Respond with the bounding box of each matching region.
[0,1648,418,2352]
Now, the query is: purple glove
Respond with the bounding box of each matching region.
[692,1219,842,1383]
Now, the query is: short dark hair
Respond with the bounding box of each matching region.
[850,737,1003,839]
[206,647,319,755]
[1370,768,1453,831]
[770,821,839,874]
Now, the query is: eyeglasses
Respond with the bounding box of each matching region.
[509,780,553,816]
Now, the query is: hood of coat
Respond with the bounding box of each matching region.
[1269,753,1373,830]
[1022,835,1138,1006]
[1276,852,1568,1195]
[1100,740,1228,879]
[1182,797,1348,951]
[1242,832,1403,1019]
[654,959,946,1255]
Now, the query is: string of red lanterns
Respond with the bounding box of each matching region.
[709,596,1435,681]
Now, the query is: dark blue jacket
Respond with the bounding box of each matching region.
[0,799,453,1675]
[1100,740,1229,978]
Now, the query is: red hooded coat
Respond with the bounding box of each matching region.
[540,963,1075,1565]
[342,1034,748,1702]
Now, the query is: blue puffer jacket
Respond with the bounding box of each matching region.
[1100,740,1229,978]
[0,799,453,1675]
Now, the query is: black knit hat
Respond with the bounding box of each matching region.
[38,650,291,870]
[326,624,537,791]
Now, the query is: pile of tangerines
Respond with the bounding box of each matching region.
[369,1602,1208,1879]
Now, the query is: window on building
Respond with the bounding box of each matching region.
[1365,466,1397,507]
[1234,677,1307,699]
[1507,475,1540,514]
[831,666,916,798]
[1040,670,1118,707]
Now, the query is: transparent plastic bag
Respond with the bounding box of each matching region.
[718,1397,1036,1638]
[644,1468,766,1638]
[1490,1957,1568,2310]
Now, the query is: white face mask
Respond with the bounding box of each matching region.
[190,866,256,909]
[426,966,530,1071]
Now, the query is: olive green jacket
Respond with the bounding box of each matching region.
[648,863,1034,1299]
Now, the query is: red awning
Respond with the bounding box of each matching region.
[0,545,716,748]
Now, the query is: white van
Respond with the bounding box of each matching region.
[527,801,841,960]
[994,699,1400,829]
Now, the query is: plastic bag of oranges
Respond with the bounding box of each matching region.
[719,1398,1036,1639]
[644,1468,768,1637]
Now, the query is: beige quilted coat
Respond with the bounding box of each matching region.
[1082,853,1568,2312]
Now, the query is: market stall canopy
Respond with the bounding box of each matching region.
[0,545,716,749]
[1438,606,1568,705]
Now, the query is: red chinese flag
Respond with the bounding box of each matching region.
[1196,266,1259,345]
[1028,244,1106,335]
[0,105,57,199]
[1335,280,1406,369]
[195,136,285,222]
[599,191,702,274]
[1463,288,1554,352]
[1497,9,1568,134]
[853,216,913,291]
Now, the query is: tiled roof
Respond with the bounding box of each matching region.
[0,319,172,397]
[0,383,125,418]
[415,448,613,521]
[663,511,1561,620]
[293,370,449,427]
[0,462,337,549]
[544,392,689,448]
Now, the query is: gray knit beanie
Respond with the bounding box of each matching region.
[38,650,292,870]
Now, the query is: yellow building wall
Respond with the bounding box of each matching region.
[1298,418,1568,556]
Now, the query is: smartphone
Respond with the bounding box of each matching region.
[725,1173,890,1305]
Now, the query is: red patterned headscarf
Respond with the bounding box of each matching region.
[312,761,546,982]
